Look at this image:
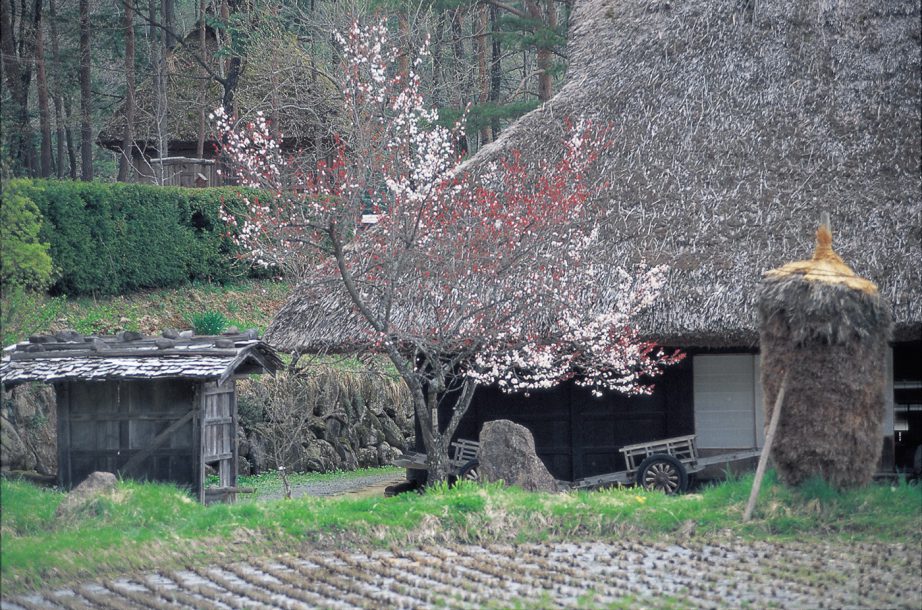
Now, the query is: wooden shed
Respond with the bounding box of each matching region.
[0,330,281,502]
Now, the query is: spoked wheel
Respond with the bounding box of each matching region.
[636,454,688,494]
[459,459,480,483]
[448,459,481,487]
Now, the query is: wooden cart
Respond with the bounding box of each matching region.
[392,438,482,482]
[393,434,760,494]
[571,434,762,494]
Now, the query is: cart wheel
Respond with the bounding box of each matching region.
[459,459,480,482]
[637,454,688,494]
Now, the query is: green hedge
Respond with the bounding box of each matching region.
[6,179,256,296]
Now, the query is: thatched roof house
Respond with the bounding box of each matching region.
[98,25,339,185]
[267,0,922,480]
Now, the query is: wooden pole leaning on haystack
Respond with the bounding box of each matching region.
[743,371,787,522]
[756,214,892,490]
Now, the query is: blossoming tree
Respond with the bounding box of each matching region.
[215,22,683,483]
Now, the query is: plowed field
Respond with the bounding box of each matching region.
[3,539,919,609]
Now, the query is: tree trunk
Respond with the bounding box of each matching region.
[450,6,468,155]
[148,0,166,171]
[34,0,52,177]
[1,0,36,175]
[118,0,136,182]
[196,0,206,158]
[489,3,501,138]
[79,0,93,180]
[476,4,492,146]
[527,0,553,102]
[48,0,65,177]
[64,94,77,178]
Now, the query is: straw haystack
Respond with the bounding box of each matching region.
[758,222,892,488]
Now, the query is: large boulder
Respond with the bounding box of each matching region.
[479,420,558,492]
[54,471,118,521]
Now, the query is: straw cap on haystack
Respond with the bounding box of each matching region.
[757,217,891,489]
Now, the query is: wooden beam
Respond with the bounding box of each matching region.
[118,409,196,477]
[743,371,789,522]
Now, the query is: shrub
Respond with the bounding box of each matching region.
[1,180,53,291]
[189,310,228,335]
[1,287,66,347]
[7,179,260,296]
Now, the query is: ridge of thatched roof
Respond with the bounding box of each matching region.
[266,0,921,353]
[98,26,339,150]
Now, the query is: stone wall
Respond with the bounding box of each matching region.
[236,367,414,475]
[1,368,414,477]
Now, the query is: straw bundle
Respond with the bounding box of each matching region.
[757,222,891,488]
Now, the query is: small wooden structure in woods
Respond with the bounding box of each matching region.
[0,330,281,503]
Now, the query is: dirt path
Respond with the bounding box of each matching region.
[4,539,919,609]
[257,472,406,502]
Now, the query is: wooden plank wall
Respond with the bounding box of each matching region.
[57,379,198,489]
[201,380,237,501]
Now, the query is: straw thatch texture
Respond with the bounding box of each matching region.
[758,227,892,488]
[266,0,921,354]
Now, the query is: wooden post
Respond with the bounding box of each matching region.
[743,371,789,522]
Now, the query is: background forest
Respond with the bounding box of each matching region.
[1,0,573,182]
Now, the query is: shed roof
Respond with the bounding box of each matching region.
[1,330,283,387]
[266,0,921,353]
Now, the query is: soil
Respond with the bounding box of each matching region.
[4,539,919,609]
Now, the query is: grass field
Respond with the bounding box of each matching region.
[2,470,920,594]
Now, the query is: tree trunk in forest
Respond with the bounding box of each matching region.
[118,0,136,182]
[48,0,65,177]
[450,7,467,155]
[476,4,492,146]
[196,0,206,158]
[431,10,443,108]
[34,0,53,177]
[526,0,554,102]
[1,0,37,175]
[63,95,77,179]
[161,0,175,47]
[148,0,167,172]
[489,3,502,138]
[79,0,93,180]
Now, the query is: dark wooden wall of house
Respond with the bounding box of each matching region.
[56,379,199,490]
[420,358,694,482]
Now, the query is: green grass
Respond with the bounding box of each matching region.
[1,279,291,346]
[2,471,919,593]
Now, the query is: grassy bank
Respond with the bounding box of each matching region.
[1,279,291,346]
[2,471,919,593]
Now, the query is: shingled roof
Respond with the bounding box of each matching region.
[1,330,282,387]
[266,0,922,353]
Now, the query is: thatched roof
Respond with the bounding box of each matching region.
[98,26,339,151]
[266,0,921,353]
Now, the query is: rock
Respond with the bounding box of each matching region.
[161,328,180,339]
[478,419,558,492]
[54,471,118,520]
[357,447,379,468]
[238,456,252,476]
[301,440,340,472]
[179,330,194,338]
[222,326,240,335]
[155,338,176,350]
[380,414,407,451]
[121,331,144,342]
[236,427,250,459]
[377,442,401,465]
[1,415,33,472]
[92,338,110,352]
[54,329,83,343]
